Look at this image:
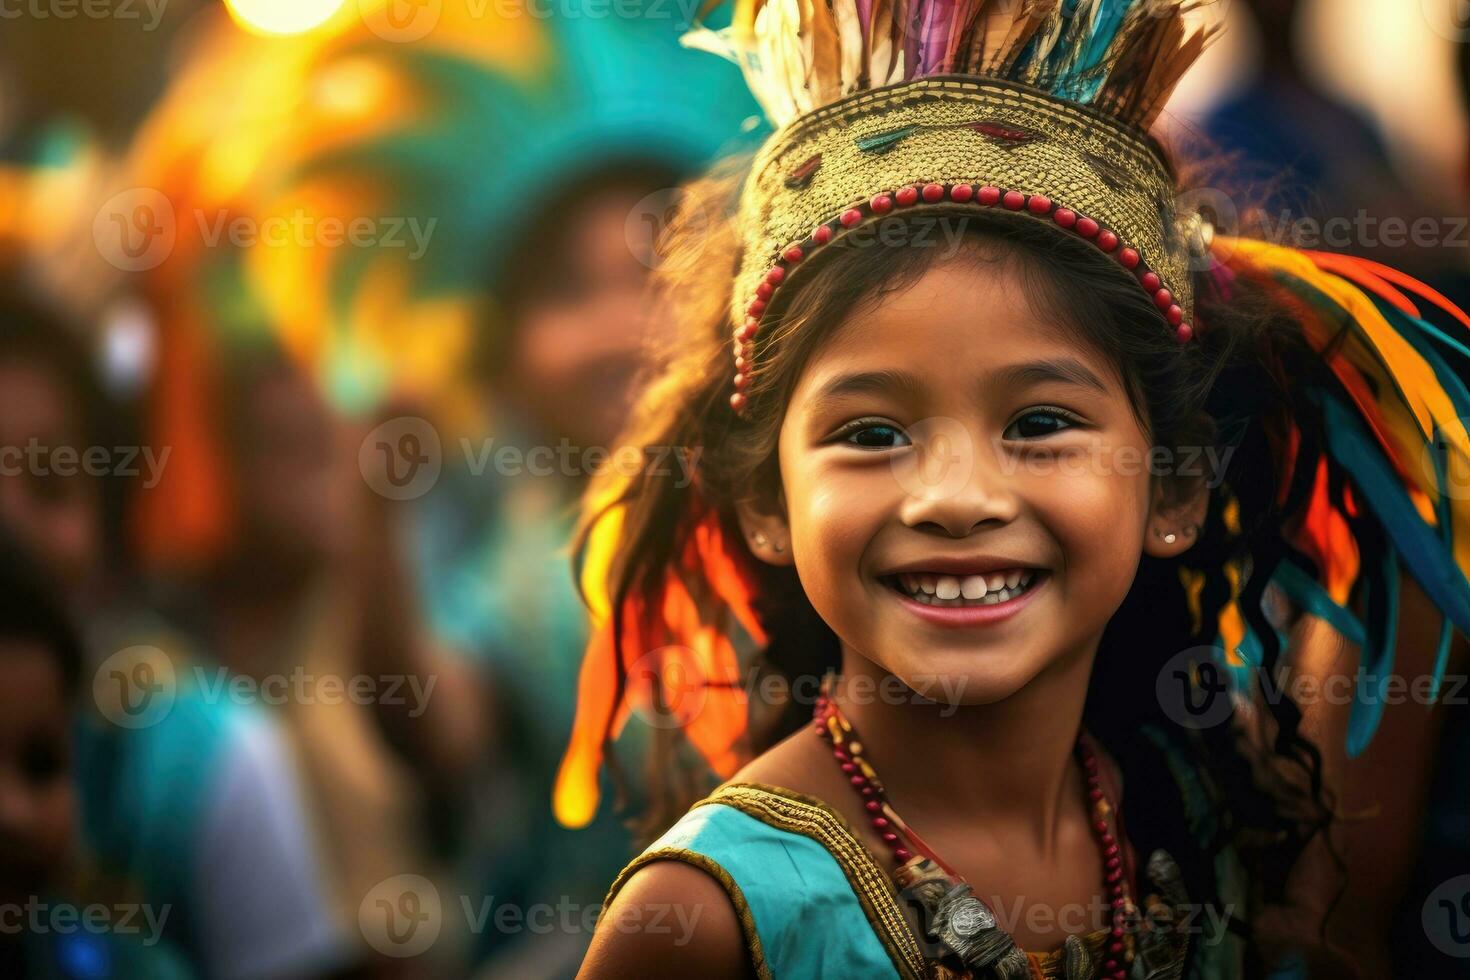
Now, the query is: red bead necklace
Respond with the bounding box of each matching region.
[812,682,1136,979]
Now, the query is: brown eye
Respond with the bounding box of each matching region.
[1005,409,1079,440]
[842,423,910,449]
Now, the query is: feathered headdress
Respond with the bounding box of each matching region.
[554,0,1470,827]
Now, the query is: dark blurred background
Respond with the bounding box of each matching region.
[0,1,1465,978]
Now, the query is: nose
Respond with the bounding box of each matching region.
[894,419,1020,536]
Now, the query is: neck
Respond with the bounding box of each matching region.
[833,638,1099,857]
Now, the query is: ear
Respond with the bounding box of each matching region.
[734,491,795,567]
[1143,477,1209,559]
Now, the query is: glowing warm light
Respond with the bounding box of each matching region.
[224,0,347,36]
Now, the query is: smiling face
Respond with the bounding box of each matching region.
[742,243,1196,704]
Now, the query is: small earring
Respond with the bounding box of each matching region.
[752,531,769,548]
[1160,530,1178,544]
[772,539,786,554]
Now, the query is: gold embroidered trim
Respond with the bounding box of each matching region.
[604,846,773,980]
[697,782,930,979]
[697,782,1118,980]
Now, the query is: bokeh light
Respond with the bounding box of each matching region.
[224,0,348,36]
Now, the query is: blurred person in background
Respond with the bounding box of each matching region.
[398,12,762,977]
[0,277,356,979]
[153,335,489,978]
[1201,0,1450,278]
[0,532,194,979]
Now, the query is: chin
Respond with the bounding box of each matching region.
[887,655,1042,708]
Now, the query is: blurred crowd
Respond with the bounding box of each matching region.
[0,1,1465,978]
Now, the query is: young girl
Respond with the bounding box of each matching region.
[554,2,1470,977]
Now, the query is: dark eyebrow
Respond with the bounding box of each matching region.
[991,357,1111,396]
[810,369,926,409]
[807,358,1110,419]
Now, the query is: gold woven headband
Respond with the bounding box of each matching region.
[729,75,1197,416]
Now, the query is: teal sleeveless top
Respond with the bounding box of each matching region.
[606,735,1255,979]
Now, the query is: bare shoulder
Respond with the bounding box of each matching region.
[576,859,755,980]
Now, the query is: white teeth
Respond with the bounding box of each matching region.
[890,569,1043,606]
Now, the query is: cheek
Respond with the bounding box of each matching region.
[1025,448,1151,583]
[783,456,894,613]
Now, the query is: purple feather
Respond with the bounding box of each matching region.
[916,0,962,76]
[855,0,873,47]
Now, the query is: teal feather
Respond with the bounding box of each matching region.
[1346,532,1400,757]
[1315,388,1470,635]
[1427,427,1458,702]
[1270,560,1367,648]
[1074,0,1136,100]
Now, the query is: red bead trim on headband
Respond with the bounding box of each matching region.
[729,184,1194,415]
